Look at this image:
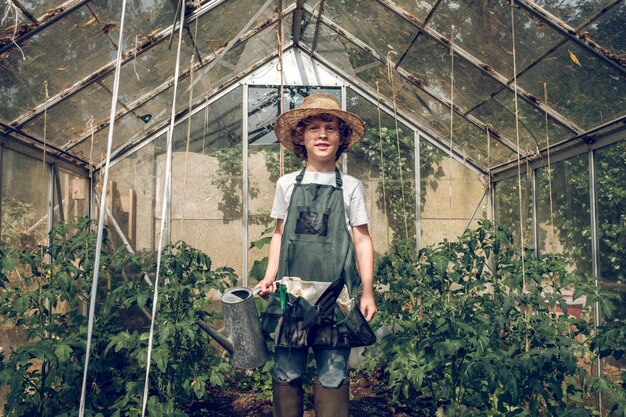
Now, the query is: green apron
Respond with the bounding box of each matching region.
[261,168,375,348]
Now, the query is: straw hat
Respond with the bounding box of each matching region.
[275,93,366,151]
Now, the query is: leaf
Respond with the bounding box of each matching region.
[54,343,72,363]
[568,50,581,67]
[81,17,97,27]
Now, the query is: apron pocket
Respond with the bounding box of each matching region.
[340,306,376,347]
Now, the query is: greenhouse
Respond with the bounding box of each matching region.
[0,0,624,415]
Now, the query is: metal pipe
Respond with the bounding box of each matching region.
[415,131,421,251]
[588,147,603,413]
[242,83,249,287]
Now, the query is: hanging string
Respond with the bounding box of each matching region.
[386,50,410,240]
[375,82,390,247]
[133,35,141,81]
[449,25,455,221]
[140,0,186,414]
[510,1,526,292]
[543,83,555,254]
[2,0,26,60]
[277,2,285,176]
[78,0,128,414]
[181,54,195,233]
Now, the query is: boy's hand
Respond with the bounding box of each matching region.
[256,277,276,298]
[359,293,377,322]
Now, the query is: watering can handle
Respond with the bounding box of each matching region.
[252,287,262,297]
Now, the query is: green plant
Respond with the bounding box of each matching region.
[362,219,625,416]
[0,218,237,416]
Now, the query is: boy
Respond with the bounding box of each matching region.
[257,93,376,417]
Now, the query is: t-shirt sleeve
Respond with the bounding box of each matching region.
[270,177,288,219]
[349,181,369,226]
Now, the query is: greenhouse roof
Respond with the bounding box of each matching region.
[1,0,624,173]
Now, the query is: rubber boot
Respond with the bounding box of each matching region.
[312,379,349,417]
[273,378,304,417]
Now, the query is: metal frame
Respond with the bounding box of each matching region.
[491,123,626,182]
[309,0,326,56]
[0,130,89,176]
[291,0,306,45]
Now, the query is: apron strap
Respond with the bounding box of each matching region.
[295,167,307,184]
[335,168,343,188]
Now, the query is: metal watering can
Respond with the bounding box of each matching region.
[197,287,269,370]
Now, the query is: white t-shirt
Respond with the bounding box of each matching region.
[270,170,369,228]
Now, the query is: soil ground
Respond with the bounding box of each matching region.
[188,371,418,417]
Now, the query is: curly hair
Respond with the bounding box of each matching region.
[290,114,352,161]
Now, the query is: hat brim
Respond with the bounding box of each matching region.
[275,108,366,151]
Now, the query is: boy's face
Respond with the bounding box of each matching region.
[297,116,341,164]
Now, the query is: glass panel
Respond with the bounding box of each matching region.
[194,0,276,58]
[420,138,487,247]
[323,0,416,60]
[1,147,49,247]
[400,36,502,111]
[104,133,166,252]
[77,75,195,160]
[596,141,626,322]
[0,6,117,122]
[347,88,416,251]
[453,117,515,168]
[301,14,367,75]
[193,22,282,92]
[100,36,196,108]
[89,0,176,50]
[169,86,244,275]
[356,62,450,140]
[517,42,626,130]
[389,0,438,23]
[583,1,625,57]
[495,172,534,249]
[428,0,562,79]
[536,154,591,274]
[54,168,88,225]
[19,83,113,150]
[533,0,615,28]
[470,88,575,154]
[69,109,146,163]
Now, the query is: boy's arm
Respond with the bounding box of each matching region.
[353,224,377,321]
[257,219,284,296]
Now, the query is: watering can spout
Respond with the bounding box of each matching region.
[196,319,234,355]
